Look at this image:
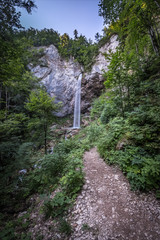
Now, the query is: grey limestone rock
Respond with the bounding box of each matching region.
[31,35,119,117]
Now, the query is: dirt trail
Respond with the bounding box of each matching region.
[68,148,160,240]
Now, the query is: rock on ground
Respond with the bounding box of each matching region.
[68,148,160,240]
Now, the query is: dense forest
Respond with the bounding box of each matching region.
[0,0,160,239]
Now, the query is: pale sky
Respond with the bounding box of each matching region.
[19,0,104,41]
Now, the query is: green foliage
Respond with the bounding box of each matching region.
[0,27,40,171]
[99,0,124,25]
[34,136,85,219]
[0,140,20,166]
[0,0,36,38]
[16,28,60,48]
[59,218,72,235]
[0,220,16,240]
[28,48,46,67]
[25,89,60,115]
[58,33,98,71]
[84,123,105,146]
[0,212,32,240]
[25,89,61,154]
[97,117,126,155]
[156,190,160,199]
[85,53,160,193]
[96,116,160,191]
[1,2,160,237]
[100,101,118,124]
[43,192,71,218]
[54,138,80,155]
[16,142,33,168]
[82,223,91,231]
[60,169,84,198]
[19,136,85,220]
[24,153,67,195]
[90,93,107,119]
[99,0,160,55]
[14,26,99,72]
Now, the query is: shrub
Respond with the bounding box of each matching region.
[84,123,106,146]
[90,93,108,119]
[43,192,71,218]
[60,169,84,198]
[100,102,118,124]
[24,152,67,195]
[98,117,126,155]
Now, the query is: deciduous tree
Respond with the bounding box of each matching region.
[99,0,160,55]
[25,89,61,154]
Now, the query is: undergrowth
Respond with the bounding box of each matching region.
[89,105,160,192]
[1,56,160,238]
[0,132,88,239]
[88,56,160,193]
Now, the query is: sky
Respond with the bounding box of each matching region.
[19,0,104,41]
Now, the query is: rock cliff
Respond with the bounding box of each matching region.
[30,35,119,116]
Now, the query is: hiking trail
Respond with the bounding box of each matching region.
[68,147,160,240]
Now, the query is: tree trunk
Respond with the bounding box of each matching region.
[118,78,125,118]
[154,0,160,9]
[127,82,130,110]
[8,92,10,111]
[44,124,47,155]
[153,21,160,45]
[148,25,160,56]
[5,87,8,118]
[140,10,160,56]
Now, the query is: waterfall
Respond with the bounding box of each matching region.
[73,74,82,129]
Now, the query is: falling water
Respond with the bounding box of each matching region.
[73,74,82,129]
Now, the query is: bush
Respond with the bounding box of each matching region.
[90,93,108,119]
[16,142,33,169]
[95,116,160,191]
[100,102,118,124]
[43,192,71,218]
[83,123,106,147]
[54,138,81,155]
[60,169,84,198]
[25,152,67,194]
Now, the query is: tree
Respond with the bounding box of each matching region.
[0,0,37,115]
[95,32,102,42]
[73,29,78,39]
[0,0,36,38]
[99,0,160,55]
[0,37,39,114]
[25,89,61,154]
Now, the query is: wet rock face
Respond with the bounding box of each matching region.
[81,73,104,112]
[30,35,119,116]
[81,35,119,112]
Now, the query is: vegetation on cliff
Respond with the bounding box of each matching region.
[16,28,99,71]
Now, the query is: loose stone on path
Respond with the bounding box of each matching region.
[68,147,160,240]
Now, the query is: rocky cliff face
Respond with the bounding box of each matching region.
[81,35,119,112]
[30,35,119,117]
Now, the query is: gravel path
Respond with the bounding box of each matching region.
[68,147,160,240]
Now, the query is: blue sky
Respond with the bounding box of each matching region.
[19,0,104,41]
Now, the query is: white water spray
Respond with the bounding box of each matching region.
[73,74,82,129]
